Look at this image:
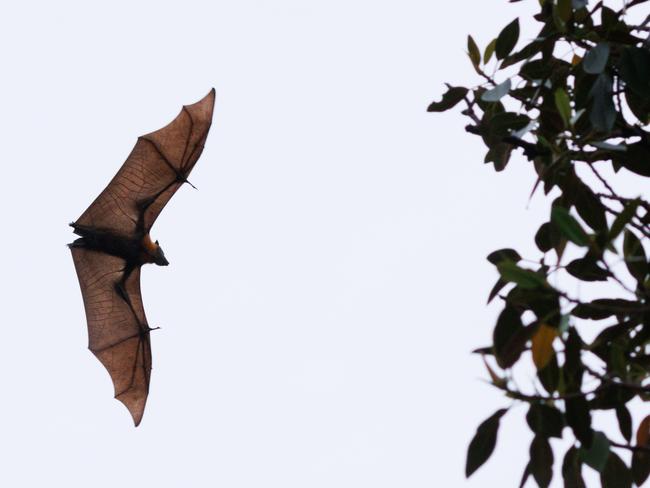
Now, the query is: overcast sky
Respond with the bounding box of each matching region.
[1,1,643,486]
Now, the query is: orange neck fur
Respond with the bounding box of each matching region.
[142,234,158,254]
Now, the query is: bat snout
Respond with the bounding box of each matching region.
[153,246,169,266]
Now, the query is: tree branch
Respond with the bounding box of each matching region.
[584,364,650,394]
[610,441,650,454]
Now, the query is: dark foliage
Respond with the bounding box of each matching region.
[430,1,650,485]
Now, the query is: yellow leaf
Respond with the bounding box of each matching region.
[638,415,650,447]
[532,324,557,370]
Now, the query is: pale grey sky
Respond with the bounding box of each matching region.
[1,1,642,486]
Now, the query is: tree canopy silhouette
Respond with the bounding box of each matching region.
[429,1,650,486]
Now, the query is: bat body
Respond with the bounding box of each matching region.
[70,223,168,266]
[69,89,215,426]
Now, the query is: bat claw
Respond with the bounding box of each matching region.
[182,177,198,190]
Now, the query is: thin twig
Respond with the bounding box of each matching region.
[587,162,618,198]
[596,192,650,214]
[619,0,649,15]
[584,364,650,394]
[497,383,608,402]
[601,200,650,238]
[611,440,650,454]
[598,258,638,295]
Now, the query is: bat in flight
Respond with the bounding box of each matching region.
[69,89,216,426]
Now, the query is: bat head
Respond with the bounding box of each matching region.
[153,240,169,266]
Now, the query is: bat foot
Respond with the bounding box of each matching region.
[138,326,160,337]
[68,237,86,249]
[175,173,198,190]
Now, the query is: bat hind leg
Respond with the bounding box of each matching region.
[68,237,86,249]
[69,221,91,237]
[114,267,152,337]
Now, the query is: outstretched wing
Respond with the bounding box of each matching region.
[75,88,216,236]
[70,247,151,426]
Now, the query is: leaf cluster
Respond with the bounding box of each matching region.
[429,1,650,485]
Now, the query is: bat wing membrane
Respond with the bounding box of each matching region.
[70,247,151,426]
[75,88,216,235]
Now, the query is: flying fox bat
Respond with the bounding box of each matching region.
[69,89,215,426]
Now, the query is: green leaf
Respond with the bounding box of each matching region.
[618,47,650,98]
[427,85,468,112]
[520,59,551,80]
[564,328,583,390]
[632,451,650,486]
[551,207,589,247]
[518,463,531,488]
[574,181,607,232]
[483,38,497,64]
[615,406,632,443]
[493,306,525,369]
[487,248,521,265]
[495,18,519,60]
[571,108,586,126]
[484,143,512,172]
[467,35,481,67]
[625,85,650,124]
[583,43,610,74]
[566,397,592,446]
[552,3,567,32]
[501,39,543,69]
[580,431,610,472]
[601,6,618,27]
[505,287,561,328]
[557,0,572,22]
[571,303,611,321]
[588,74,616,133]
[623,230,648,283]
[481,79,511,102]
[601,453,633,488]
[530,435,554,487]
[497,261,547,289]
[590,323,629,351]
[573,298,643,321]
[608,339,627,377]
[609,199,640,241]
[554,88,571,127]
[487,277,507,304]
[617,141,650,177]
[526,404,564,438]
[562,447,586,488]
[487,112,530,137]
[566,257,609,282]
[558,314,570,334]
[537,353,560,394]
[535,222,554,253]
[466,409,508,477]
